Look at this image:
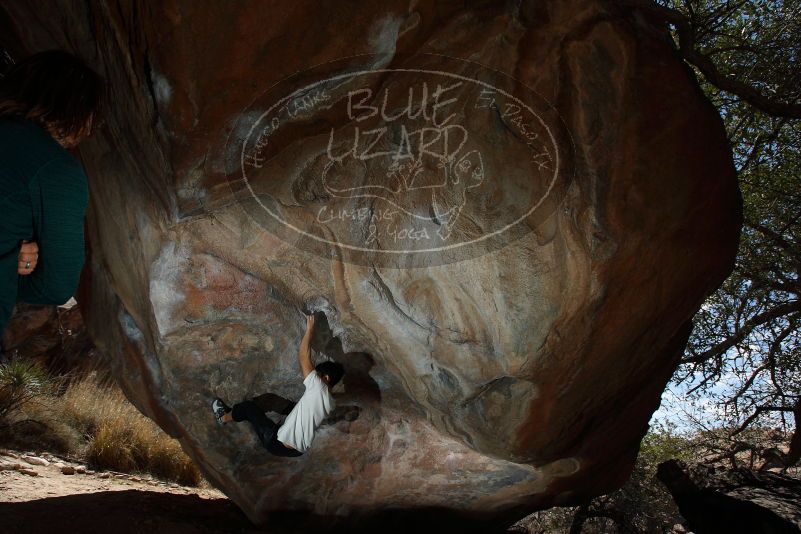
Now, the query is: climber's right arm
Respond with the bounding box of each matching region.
[298,313,315,378]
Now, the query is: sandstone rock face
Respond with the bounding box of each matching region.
[2,1,741,530]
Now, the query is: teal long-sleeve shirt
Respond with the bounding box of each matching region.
[0,115,89,335]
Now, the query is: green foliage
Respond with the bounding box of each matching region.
[658,0,801,117]
[639,420,695,468]
[513,422,692,533]
[0,358,53,425]
[582,421,691,533]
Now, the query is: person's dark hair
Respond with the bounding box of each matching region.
[315,361,345,388]
[0,49,104,140]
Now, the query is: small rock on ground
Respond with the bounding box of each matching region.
[21,456,49,467]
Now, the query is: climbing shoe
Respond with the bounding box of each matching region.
[212,398,231,426]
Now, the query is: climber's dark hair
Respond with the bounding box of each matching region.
[0,49,104,140]
[315,361,345,388]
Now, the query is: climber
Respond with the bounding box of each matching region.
[211,312,345,457]
[0,50,103,357]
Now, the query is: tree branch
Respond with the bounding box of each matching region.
[732,404,797,436]
[745,220,798,254]
[681,301,801,364]
[615,0,801,119]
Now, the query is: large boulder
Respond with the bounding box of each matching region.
[1,0,741,530]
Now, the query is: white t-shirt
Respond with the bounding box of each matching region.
[276,371,334,453]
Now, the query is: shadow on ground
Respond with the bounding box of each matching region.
[0,489,519,533]
[0,489,260,534]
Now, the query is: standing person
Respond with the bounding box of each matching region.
[212,313,345,457]
[0,50,103,355]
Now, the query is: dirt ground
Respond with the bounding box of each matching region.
[0,450,262,534]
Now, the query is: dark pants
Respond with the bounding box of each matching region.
[251,392,296,416]
[231,400,302,457]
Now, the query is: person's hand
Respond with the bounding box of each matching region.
[305,313,316,333]
[18,241,39,275]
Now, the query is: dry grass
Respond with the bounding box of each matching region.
[0,359,81,453]
[64,374,202,486]
[0,363,201,486]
